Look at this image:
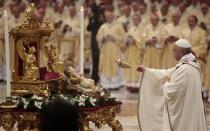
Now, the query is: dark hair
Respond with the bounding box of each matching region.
[182,48,191,55]
[40,99,79,131]
[105,5,114,12]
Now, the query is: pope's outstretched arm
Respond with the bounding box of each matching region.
[137,65,175,81]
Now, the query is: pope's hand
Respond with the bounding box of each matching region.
[137,65,145,72]
[162,76,170,84]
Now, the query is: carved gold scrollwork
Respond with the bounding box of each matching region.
[40,36,49,55]
[16,38,27,61]
[15,112,39,131]
[11,81,49,96]
[0,112,16,131]
[0,105,122,131]
[18,3,39,30]
[80,120,93,131]
[11,77,63,96]
[43,17,51,28]
[16,36,40,81]
[80,106,123,131]
[40,36,64,73]
[108,119,123,131]
[16,36,40,62]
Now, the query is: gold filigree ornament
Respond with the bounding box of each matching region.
[44,43,64,73]
[18,3,39,30]
[16,41,40,81]
[43,17,51,28]
[80,105,123,131]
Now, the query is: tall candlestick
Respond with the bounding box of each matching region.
[4,10,11,97]
[80,6,84,74]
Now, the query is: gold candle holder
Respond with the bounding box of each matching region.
[115,58,131,68]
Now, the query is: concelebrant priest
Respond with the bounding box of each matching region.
[137,39,207,131]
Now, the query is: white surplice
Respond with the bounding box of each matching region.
[138,53,207,131]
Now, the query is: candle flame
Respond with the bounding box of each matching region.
[4,10,7,14]
[80,6,84,12]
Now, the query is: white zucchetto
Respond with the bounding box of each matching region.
[175,39,192,48]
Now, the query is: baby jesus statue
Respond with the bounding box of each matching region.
[64,66,97,91]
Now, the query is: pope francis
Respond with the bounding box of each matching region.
[137,39,207,131]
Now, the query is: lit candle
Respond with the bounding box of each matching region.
[80,6,84,74]
[4,10,11,97]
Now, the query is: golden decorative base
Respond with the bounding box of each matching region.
[0,97,16,109]
[79,104,123,131]
[11,77,63,96]
[0,111,39,131]
[0,104,123,131]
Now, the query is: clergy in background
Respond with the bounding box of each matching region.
[142,13,166,69]
[61,5,80,67]
[113,0,125,18]
[182,15,207,84]
[124,13,144,92]
[97,7,125,89]
[63,5,80,36]
[52,2,65,24]
[204,37,210,102]
[138,3,149,26]
[162,10,183,68]
[84,7,92,71]
[200,3,210,32]
[130,1,139,16]
[158,1,170,24]
[178,2,189,25]
[186,0,202,20]
[116,5,132,32]
[137,39,207,131]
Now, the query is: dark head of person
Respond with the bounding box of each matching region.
[40,99,79,131]
[87,1,106,33]
[90,1,106,18]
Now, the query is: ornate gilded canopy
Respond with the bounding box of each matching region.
[10,3,63,96]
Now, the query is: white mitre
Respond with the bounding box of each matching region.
[175,39,192,48]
